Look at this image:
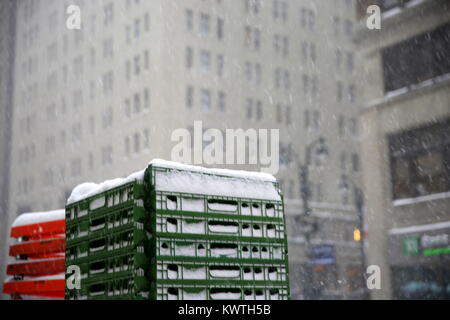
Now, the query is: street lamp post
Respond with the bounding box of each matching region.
[297,137,328,300]
[340,177,369,300]
[353,187,369,300]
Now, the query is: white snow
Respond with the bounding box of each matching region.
[388,220,450,236]
[241,205,251,215]
[90,224,105,232]
[78,209,88,218]
[273,248,283,259]
[12,210,65,227]
[168,293,178,300]
[392,191,450,207]
[268,270,278,281]
[252,205,262,216]
[167,269,178,279]
[183,266,206,279]
[208,223,239,234]
[182,198,205,212]
[184,290,207,300]
[182,221,205,234]
[175,244,197,257]
[150,159,276,182]
[267,227,276,238]
[210,269,240,278]
[167,197,177,210]
[155,169,280,201]
[254,271,264,280]
[166,219,177,233]
[67,159,280,205]
[210,291,241,300]
[67,170,145,204]
[90,197,105,211]
[266,206,275,217]
[242,225,251,237]
[211,248,238,258]
[208,202,238,212]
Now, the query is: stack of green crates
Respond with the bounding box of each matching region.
[65,161,290,300]
[65,180,151,300]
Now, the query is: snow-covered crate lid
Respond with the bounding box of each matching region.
[67,170,145,205]
[12,210,65,228]
[147,159,282,201]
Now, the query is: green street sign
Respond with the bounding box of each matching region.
[403,236,419,255]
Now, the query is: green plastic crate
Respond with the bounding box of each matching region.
[66,162,290,300]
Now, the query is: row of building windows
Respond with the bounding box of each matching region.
[124,88,151,118]
[185,47,224,77]
[125,12,150,44]
[124,130,150,157]
[185,86,226,112]
[185,9,224,40]
[245,98,264,121]
[125,50,150,80]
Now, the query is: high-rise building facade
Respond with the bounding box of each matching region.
[355,0,450,299]
[5,0,364,299]
[0,0,17,300]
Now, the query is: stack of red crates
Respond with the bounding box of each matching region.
[3,210,66,300]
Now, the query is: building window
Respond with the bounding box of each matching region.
[144,50,150,70]
[382,22,450,93]
[352,153,360,172]
[348,84,355,103]
[133,133,141,154]
[101,145,113,166]
[256,100,263,120]
[218,91,226,112]
[125,136,130,156]
[338,115,345,136]
[217,18,224,40]
[144,88,150,110]
[246,98,253,119]
[200,50,210,73]
[104,3,114,26]
[217,54,224,77]
[200,13,210,36]
[201,89,211,111]
[185,9,193,32]
[134,55,141,75]
[143,129,150,150]
[389,119,450,200]
[185,47,193,69]
[186,86,194,109]
[134,93,141,114]
[337,81,343,102]
[144,13,150,31]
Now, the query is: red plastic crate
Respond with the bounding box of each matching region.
[6,258,65,277]
[3,276,65,298]
[11,219,66,239]
[9,238,65,258]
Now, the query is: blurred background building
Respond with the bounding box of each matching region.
[0,0,365,299]
[0,0,17,301]
[356,0,450,299]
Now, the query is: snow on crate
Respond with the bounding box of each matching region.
[151,160,281,201]
[68,159,281,204]
[67,170,145,204]
[12,210,65,227]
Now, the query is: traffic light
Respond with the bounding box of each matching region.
[353,228,361,242]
